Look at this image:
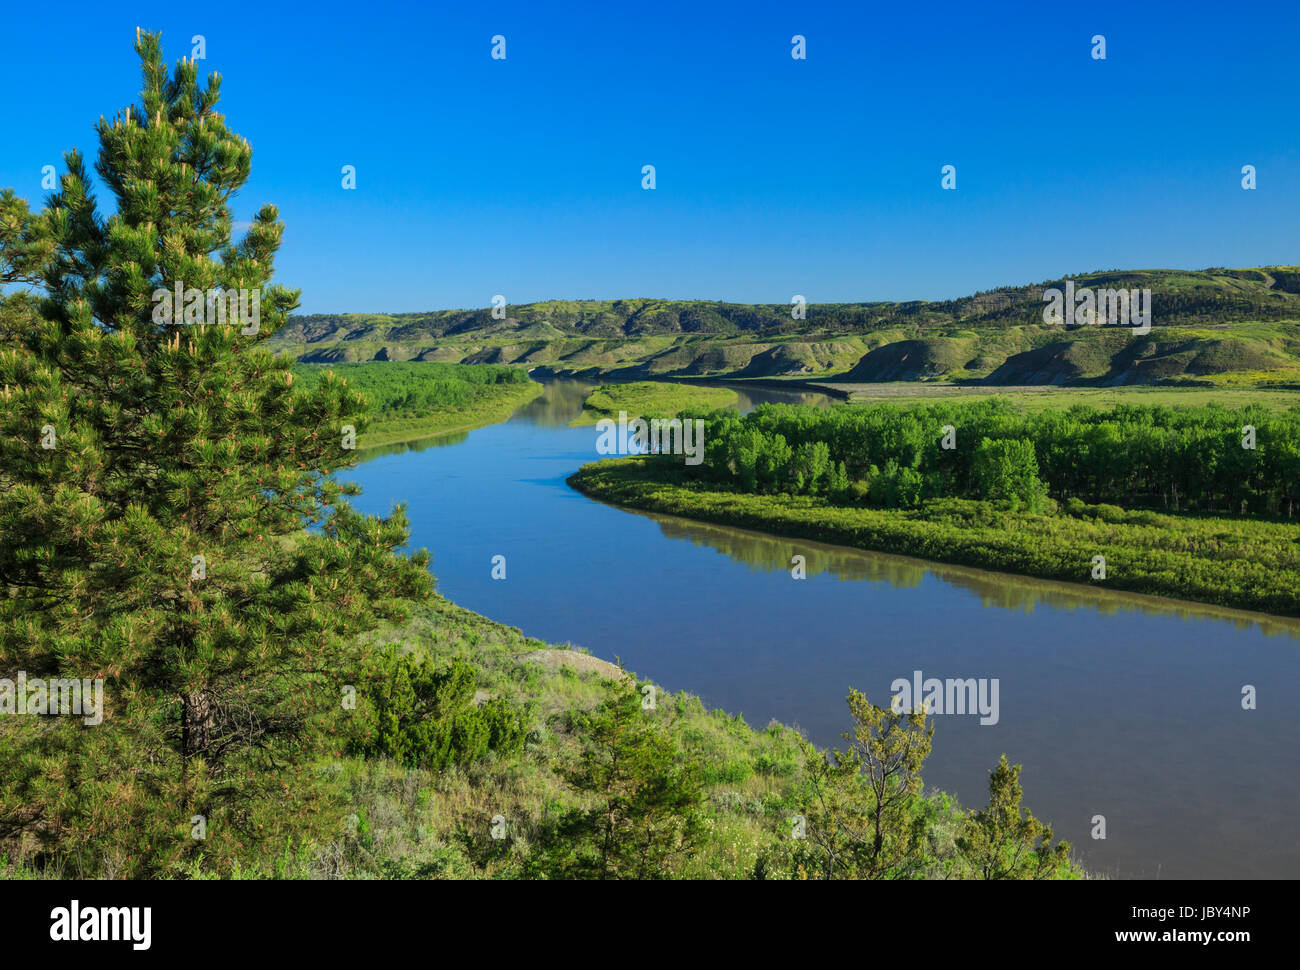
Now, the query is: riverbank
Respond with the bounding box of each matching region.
[290,361,545,449]
[814,381,1300,410]
[358,380,543,448]
[1,589,1083,880]
[570,380,739,426]
[569,456,1300,617]
[206,595,1088,879]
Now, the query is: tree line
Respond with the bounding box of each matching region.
[292,361,528,416]
[677,397,1300,516]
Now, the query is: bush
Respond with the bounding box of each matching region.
[355,650,529,770]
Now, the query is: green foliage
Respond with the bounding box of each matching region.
[269,268,1300,385]
[572,380,738,425]
[289,361,540,448]
[572,457,1300,616]
[866,459,925,508]
[676,396,1300,518]
[0,189,54,286]
[745,690,1077,880]
[0,293,40,347]
[354,650,528,770]
[292,361,528,418]
[795,690,934,879]
[273,268,1300,346]
[536,674,706,879]
[0,586,1084,879]
[0,30,432,877]
[971,437,1048,508]
[956,755,1073,879]
[790,439,832,494]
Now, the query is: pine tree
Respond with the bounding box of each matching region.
[0,29,432,875]
[0,188,53,287]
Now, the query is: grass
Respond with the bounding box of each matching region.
[87,594,1076,880]
[312,596,819,880]
[811,381,1300,412]
[0,592,1083,880]
[288,361,544,449]
[357,380,542,448]
[269,268,1300,386]
[0,378,1090,881]
[570,380,740,426]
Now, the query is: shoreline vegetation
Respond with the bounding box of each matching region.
[572,455,1300,618]
[290,361,543,448]
[0,29,1207,878]
[313,371,1079,879]
[569,380,739,426]
[3,593,1084,880]
[0,332,1085,878]
[356,380,542,448]
[627,504,1300,638]
[564,394,1300,618]
[569,455,1300,618]
[1,361,1087,879]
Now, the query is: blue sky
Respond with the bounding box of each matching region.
[2,0,1297,312]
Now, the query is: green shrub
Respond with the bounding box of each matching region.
[356,650,529,770]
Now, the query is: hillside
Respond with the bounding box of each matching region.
[269,267,1300,386]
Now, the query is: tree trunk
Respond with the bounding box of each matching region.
[181,689,215,770]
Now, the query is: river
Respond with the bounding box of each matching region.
[342,379,1300,879]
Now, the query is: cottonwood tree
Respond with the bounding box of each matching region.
[0,30,431,875]
[971,437,1048,508]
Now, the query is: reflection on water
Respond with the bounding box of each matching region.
[644,511,1300,641]
[694,380,837,412]
[652,514,927,588]
[515,378,594,425]
[358,430,470,460]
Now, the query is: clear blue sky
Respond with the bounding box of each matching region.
[2,0,1297,313]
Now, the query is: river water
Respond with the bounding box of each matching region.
[342,380,1300,879]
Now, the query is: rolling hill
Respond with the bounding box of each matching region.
[270,266,1300,387]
